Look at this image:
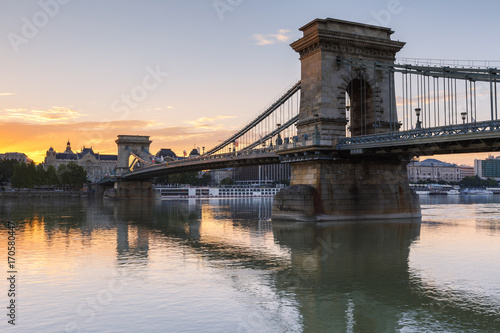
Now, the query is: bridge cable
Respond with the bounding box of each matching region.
[495,77,498,120]
[465,79,469,123]
[204,80,300,156]
[454,78,458,125]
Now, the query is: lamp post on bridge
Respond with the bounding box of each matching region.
[461,111,467,124]
[276,123,283,148]
[461,111,468,133]
[415,108,422,129]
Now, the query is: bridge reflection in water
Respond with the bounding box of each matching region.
[272,221,421,332]
[2,197,499,332]
[106,199,499,332]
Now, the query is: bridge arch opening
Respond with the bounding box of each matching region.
[345,76,376,137]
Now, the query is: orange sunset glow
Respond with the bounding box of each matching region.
[0,118,236,163]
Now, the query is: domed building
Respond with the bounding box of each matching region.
[189,148,200,158]
[155,148,177,161]
[44,140,117,182]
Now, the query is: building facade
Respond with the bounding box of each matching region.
[44,141,117,182]
[206,164,292,187]
[234,164,291,186]
[459,165,475,179]
[475,156,500,180]
[207,168,234,186]
[0,152,33,164]
[407,158,462,183]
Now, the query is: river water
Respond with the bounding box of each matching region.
[1,195,500,332]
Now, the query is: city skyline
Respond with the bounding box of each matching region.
[1,0,500,164]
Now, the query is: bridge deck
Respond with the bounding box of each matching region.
[337,120,500,155]
[111,121,500,181]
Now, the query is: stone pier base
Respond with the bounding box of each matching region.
[272,157,421,221]
[103,180,156,200]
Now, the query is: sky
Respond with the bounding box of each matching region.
[1,0,500,165]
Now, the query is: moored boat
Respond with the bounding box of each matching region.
[447,189,460,195]
[461,189,494,195]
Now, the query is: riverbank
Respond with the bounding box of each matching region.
[0,190,89,198]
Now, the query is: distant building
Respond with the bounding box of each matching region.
[189,148,200,158]
[155,148,177,161]
[459,165,475,179]
[0,152,33,164]
[44,140,117,182]
[407,158,461,183]
[205,164,291,186]
[475,155,500,180]
[234,164,291,185]
[207,168,234,186]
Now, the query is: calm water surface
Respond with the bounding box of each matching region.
[1,195,500,332]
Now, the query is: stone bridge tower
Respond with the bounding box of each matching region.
[102,135,155,200]
[292,18,405,140]
[115,135,152,176]
[273,18,421,221]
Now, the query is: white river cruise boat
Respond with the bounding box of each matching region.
[156,186,282,199]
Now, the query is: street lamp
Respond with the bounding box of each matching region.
[202,146,205,155]
[276,123,283,146]
[461,111,467,124]
[415,108,422,129]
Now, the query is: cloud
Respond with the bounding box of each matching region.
[0,92,16,96]
[184,115,236,128]
[0,107,86,124]
[252,29,292,46]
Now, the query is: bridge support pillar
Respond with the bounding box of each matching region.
[103,180,156,200]
[272,157,420,221]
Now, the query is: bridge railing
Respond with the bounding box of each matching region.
[397,57,500,69]
[338,120,500,147]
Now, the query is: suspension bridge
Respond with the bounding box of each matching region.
[104,18,500,221]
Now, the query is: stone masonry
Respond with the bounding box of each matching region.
[290,18,405,141]
[273,157,420,221]
[115,135,152,176]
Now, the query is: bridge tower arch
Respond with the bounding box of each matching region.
[273,18,420,221]
[115,135,152,176]
[291,18,404,141]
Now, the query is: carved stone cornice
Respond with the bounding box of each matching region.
[290,19,405,61]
